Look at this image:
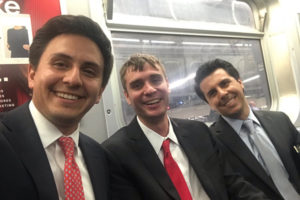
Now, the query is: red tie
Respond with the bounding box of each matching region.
[162,139,192,200]
[59,137,85,200]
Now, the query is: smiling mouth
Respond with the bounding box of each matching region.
[220,95,236,106]
[145,99,160,105]
[55,92,80,100]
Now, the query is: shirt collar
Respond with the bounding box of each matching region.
[29,101,80,149]
[222,106,260,134]
[248,109,260,125]
[137,116,178,155]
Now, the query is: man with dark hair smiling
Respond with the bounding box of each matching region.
[103,54,268,200]
[0,15,113,200]
[194,58,300,199]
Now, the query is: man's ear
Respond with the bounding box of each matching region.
[124,90,131,105]
[28,64,36,90]
[166,78,170,94]
[238,78,244,90]
[95,87,104,104]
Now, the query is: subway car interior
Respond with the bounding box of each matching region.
[18,0,300,142]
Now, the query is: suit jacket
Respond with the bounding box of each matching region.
[102,117,268,200]
[0,102,110,200]
[210,110,300,200]
[0,111,5,120]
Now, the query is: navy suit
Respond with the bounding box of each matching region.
[210,110,300,200]
[0,102,110,200]
[103,117,268,200]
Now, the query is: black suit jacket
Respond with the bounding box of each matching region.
[210,110,300,200]
[0,111,6,120]
[0,102,110,200]
[103,117,268,200]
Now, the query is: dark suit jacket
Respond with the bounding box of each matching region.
[102,117,268,200]
[0,112,5,120]
[0,102,110,200]
[210,110,300,200]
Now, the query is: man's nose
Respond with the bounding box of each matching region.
[143,82,156,95]
[217,87,227,97]
[63,66,82,87]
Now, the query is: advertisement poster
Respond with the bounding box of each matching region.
[0,0,61,112]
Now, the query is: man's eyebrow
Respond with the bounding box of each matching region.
[129,79,142,85]
[150,74,163,78]
[50,53,72,60]
[50,53,101,67]
[219,78,230,85]
[83,61,101,67]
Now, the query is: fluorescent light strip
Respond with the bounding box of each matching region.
[182,42,252,47]
[169,73,259,90]
[243,75,260,83]
[235,43,243,46]
[169,73,195,90]
[151,40,175,44]
[182,42,230,46]
[112,38,140,42]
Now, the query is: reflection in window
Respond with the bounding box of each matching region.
[110,0,255,28]
[112,32,270,124]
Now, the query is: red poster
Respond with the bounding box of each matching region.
[0,0,61,112]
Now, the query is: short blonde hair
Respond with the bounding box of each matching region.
[120,53,167,91]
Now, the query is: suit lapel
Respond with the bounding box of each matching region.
[171,119,220,200]
[126,118,180,200]
[254,111,288,165]
[2,103,58,200]
[254,111,300,190]
[79,134,108,200]
[214,117,277,191]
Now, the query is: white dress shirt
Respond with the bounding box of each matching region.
[29,101,95,200]
[137,116,210,200]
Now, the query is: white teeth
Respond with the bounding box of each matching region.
[146,99,160,105]
[56,92,79,100]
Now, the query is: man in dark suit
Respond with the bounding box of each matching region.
[194,58,300,199]
[0,15,113,200]
[0,112,5,119]
[103,54,268,200]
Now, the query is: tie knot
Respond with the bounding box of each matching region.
[162,139,171,154]
[58,137,75,158]
[243,119,255,134]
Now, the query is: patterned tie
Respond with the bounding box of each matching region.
[162,139,192,200]
[243,120,300,200]
[59,137,85,200]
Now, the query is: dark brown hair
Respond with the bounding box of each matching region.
[29,15,113,88]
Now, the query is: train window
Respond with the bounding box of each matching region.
[111,32,271,124]
[108,0,255,28]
